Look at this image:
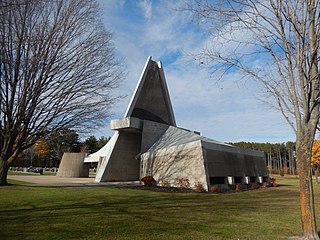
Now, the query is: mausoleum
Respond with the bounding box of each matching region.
[84,57,268,191]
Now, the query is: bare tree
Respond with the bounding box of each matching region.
[0,0,123,185]
[23,144,38,167]
[183,0,320,239]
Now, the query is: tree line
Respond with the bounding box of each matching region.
[11,128,110,169]
[229,141,296,175]
[231,140,320,179]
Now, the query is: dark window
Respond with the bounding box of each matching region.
[210,177,226,184]
[250,177,256,183]
[234,177,242,184]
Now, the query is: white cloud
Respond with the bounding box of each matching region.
[94,0,296,143]
[165,64,295,143]
[138,0,152,21]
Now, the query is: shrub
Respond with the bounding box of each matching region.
[210,185,219,193]
[141,176,156,186]
[251,182,260,190]
[158,178,170,187]
[174,178,190,188]
[235,183,242,191]
[279,170,285,176]
[194,182,205,192]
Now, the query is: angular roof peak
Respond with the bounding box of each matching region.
[124,56,176,126]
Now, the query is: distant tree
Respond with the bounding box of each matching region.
[84,136,99,154]
[184,1,320,238]
[22,138,48,167]
[83,135,110,153]
[46,129,80,167]
[312,140,320,184]
[0,0,124,185]
[34,138,48,167]
[286,141,296,175]
[23,145,38,167]
[35,139,48,160]
[97,136,110,149]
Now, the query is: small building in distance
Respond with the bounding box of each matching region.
[84,57,268,191]
[57,153,89,178]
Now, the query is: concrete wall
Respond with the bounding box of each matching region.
[140,141,208,191]
[94,132,119,182]
[201,141,268,184]
[100,131,142,181]
[130,61,175,125]
[141,120,170,153]
[57,153,89,178]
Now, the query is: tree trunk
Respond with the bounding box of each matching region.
[296,134,319,239]
[279,151,283,170]
[0,159,8,186]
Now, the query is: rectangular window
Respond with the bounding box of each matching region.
[234,177,242,184]
[210,177,226,184]
[250,177,256,183]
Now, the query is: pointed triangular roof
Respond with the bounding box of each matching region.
[124,56,176,126]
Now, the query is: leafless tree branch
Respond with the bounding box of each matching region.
[0,0,124,184]
[181,0,320,238]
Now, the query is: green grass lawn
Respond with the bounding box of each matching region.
[7,179,32,185]
[0,176,318,240]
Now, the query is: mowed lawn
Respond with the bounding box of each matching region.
[0,177,319,240]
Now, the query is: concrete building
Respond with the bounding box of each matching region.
[57,153,89,178]
[84,57,268,191]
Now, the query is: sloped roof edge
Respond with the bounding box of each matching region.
[124,56,152,117]
[124,56,176,126]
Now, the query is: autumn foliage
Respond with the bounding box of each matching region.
[35,139,49,159]
[311,140,320,170]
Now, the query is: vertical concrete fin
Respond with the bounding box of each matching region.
[95,132,119,182]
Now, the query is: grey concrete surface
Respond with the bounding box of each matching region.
[110,117,143,132]
[57,152,89,178]
[98,131,142,182]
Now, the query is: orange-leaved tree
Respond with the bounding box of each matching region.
[35,139,48,166]
[35,139,48,159]
[311,140,320,184]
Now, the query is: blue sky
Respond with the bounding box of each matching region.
[96,0,296,143]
